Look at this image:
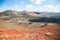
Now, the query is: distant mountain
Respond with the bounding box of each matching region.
[0,10,43,24]
[0,10,60,24]
[0,10,19,17]
[40,12,60,18]
[32,12,60,17]
[0,10,52,18]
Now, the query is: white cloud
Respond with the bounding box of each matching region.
[39,5,60,12]
[30,0,46,4]
[26,4,33,11]
[25,4,39,11]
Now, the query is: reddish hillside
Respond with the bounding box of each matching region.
[0,23,60,40]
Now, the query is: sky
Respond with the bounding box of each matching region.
[0,0,60,12]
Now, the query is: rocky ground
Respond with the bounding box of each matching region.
[0,22,60,40]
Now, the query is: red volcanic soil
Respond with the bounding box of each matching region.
[0,23,60,40]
